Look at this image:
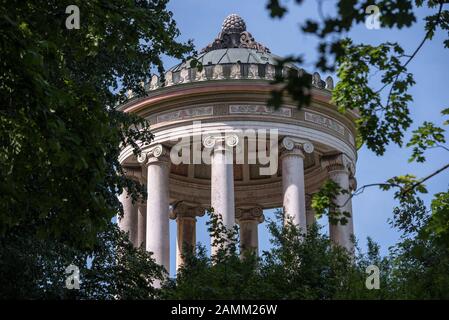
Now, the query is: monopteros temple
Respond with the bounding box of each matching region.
[117,14,358,273]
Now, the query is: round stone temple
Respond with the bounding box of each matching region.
[221,14,246,33]
[118,13,356,273]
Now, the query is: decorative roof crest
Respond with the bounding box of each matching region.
[201,14,270,53]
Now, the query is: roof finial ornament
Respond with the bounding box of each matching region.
[222,14,246,33]
[201,14,270,53]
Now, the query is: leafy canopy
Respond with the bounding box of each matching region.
[0,0,192,247]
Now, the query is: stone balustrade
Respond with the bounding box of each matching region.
[124,64,335,100]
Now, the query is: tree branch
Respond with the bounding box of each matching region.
[376,2,444,95]
[404,162,449,195]
[339,162,449,208]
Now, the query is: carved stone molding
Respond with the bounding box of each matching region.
[235,206,264,224]
[179,68,190,84]
[229,104,292,118]
[349,176,357,191]
[137,144,170,166]
[165,71,173,87]
[156,106,213,123]
[149,74,160,90]
[280,136,314,158]
[212,64,224,80]
[325,76,334,90]
[304,111,345,136]
[321,153,355,175]
[312,72,325,89]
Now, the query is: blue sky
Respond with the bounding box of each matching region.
[161,0,449,276]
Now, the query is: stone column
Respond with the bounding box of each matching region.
[305,194,316,228]
[170,202,205,270]
[321,153,356,253]
[118,188,138,246]
[236,207,264,257]
[138,144,171,272]
[137,200,146,249]
[280,137,314,234]
[204,134,238,254]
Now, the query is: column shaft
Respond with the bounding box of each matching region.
[176,216,196,270]
[282,153,307,233]
[328,170,354,252]
[146,159,170,272]
[211,148,235,227]
[239,220,259,251]
[239,220,259,255]
[171,203,204,271]
[236,207,264,257]
[306,210,316,228]
[118,189,138,246]
[321,153,355,253]
[305,195,316,228]
[137,201,146,249]
[211,146,235,254]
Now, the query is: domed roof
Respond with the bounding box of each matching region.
[170,14,285,72]
[142,14,333,93]
[170,48,287,72]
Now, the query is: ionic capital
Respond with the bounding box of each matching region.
[169,202,205,220]
[203,133,240,152]
[235,206,264,224]
[280,137,314,159]
[321,153,355,175]
[137,144,170,166]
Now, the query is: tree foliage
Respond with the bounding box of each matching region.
[0,0,192,247]
[266,0,449,243]
[165,208,449,300]
[264,0,449,299]
[164,210,391,300]
[0,222,165,299]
